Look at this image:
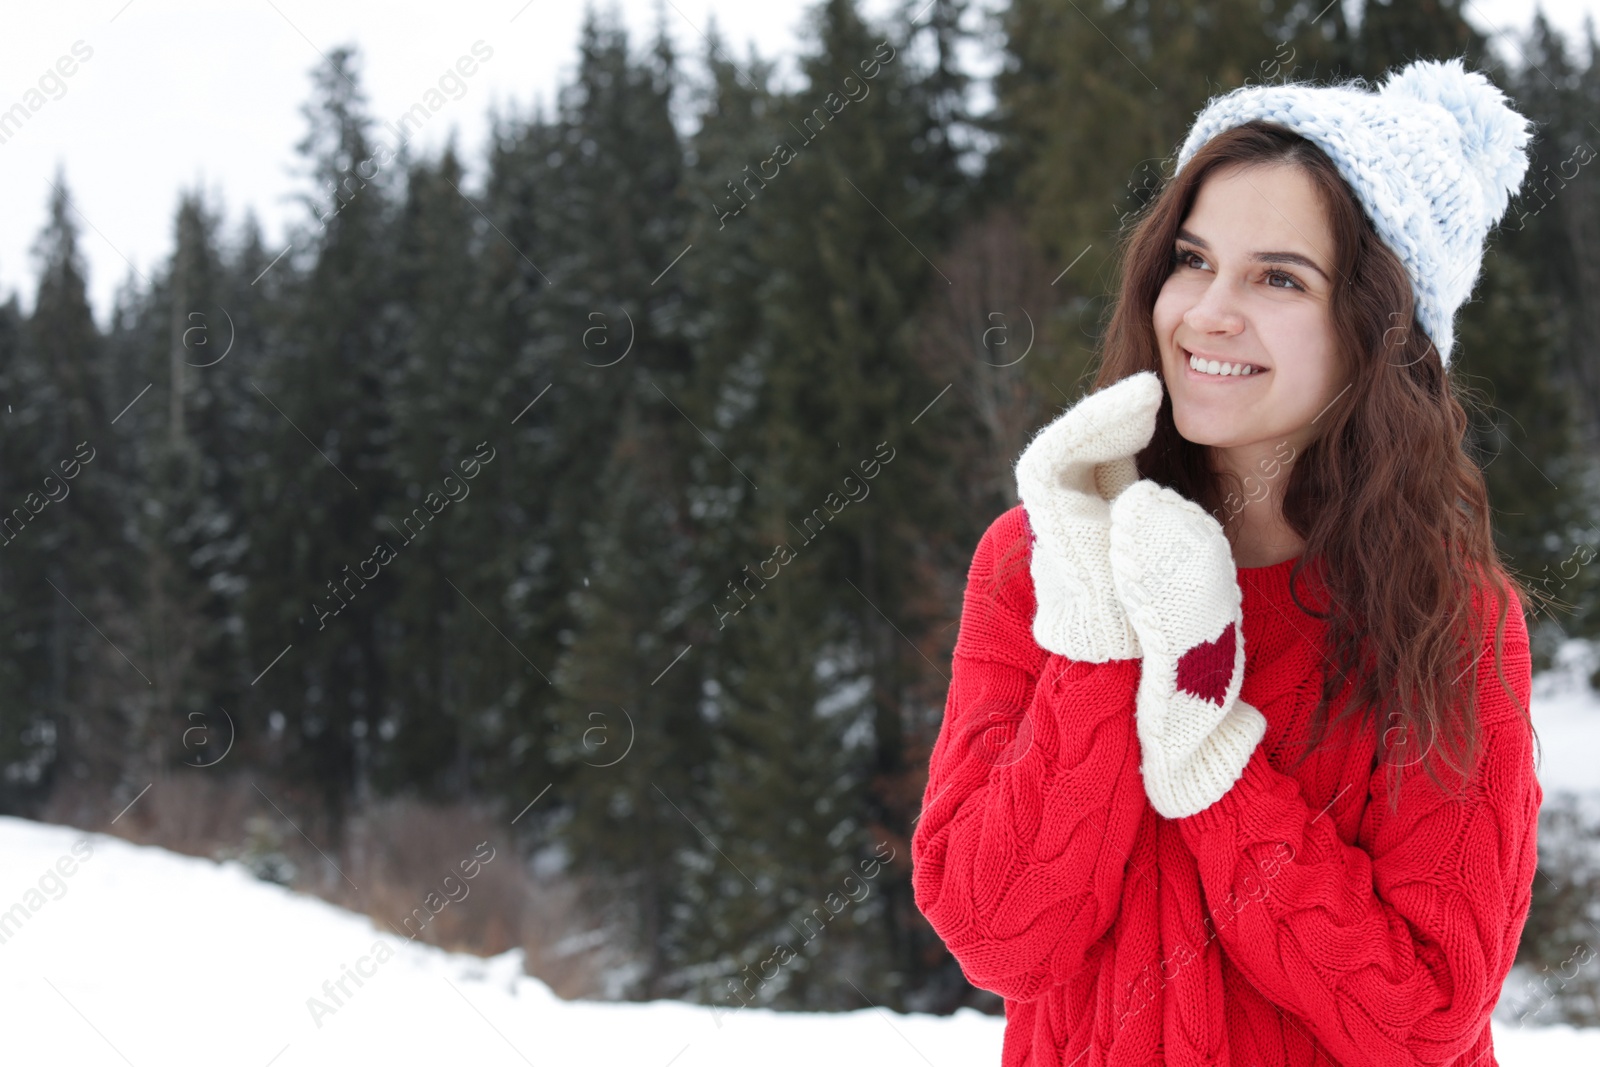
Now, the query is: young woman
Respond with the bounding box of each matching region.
[912,59,1545,1066]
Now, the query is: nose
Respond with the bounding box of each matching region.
[1182,274,1245,336]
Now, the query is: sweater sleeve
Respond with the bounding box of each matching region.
[1174,588,1542,1066]
[910,505,1149,1003]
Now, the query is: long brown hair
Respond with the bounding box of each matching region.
[989,119,1540,812]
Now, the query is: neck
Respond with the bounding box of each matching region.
[1223,494,1304,566]
[1216,441,1305,566]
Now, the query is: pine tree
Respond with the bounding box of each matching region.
[993,0,1349,265]
[98,190,239,796]
[1486,13,1600,642]
[373,144,486,797]
[14,176,141,822]
[1556,19,1600,454]
[521,8,711,998]
[0,283,50,809]
[187,208,283,774]
[678,0,970,1010]
[549,390,711,998]
[1454,247,1589,636]
[1351,0,1488,78]
[470,100,569,817]
[240,46,400,836]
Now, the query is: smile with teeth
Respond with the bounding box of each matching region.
[1184,348,1265,376]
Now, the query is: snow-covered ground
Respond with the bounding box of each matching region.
[0,639,1595,1065]
[0,816,1007,1065]
[0,819,1594,1067]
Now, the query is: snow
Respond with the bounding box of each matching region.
[0,817,1596,1065]
[0,640,1596,1064]
[0,816,1002,1065]
[1531,637,1600,796]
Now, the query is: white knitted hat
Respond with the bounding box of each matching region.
[1171,57,1536,368]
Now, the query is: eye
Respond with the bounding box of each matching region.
[1171,246,1205,270]
[1172,243,1307,292]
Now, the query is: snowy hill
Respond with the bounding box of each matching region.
[0,816,1595,1065]
[0,815,1006,1066]
[0,640,1596,1065]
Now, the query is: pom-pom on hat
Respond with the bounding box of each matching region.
[1171,57,1536,368]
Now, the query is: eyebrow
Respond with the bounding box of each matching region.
[1175,228,1331,284]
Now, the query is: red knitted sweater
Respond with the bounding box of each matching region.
[911,504,1541,1067]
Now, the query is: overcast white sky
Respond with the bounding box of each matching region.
[0,0,1595,326]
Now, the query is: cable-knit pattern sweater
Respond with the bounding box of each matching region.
[911,504,1541,1067]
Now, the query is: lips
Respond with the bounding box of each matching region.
[1181,347,1267,376]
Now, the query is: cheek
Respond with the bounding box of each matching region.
[1151,283,1185,337]
[1286,315,1337,382]
[1266,313,1342,415]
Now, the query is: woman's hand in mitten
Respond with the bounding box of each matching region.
[1107,480,1267,819]
[1014,371,1164,663]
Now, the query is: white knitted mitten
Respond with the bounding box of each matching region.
[1014,372,1164,663]
[1107,480,1268,819]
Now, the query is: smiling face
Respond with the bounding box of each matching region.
[1152,161,1349,484]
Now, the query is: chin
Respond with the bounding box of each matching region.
[1175,427,1228,449]
[1170,411,1239,449]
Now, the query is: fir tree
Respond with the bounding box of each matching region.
[682,0,969,1010]
[241,45,400,833]
[12,176,140,821]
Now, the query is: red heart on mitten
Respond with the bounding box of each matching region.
[1175,620,1236,705]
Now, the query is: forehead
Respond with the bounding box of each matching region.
[1184,162,1333,250]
